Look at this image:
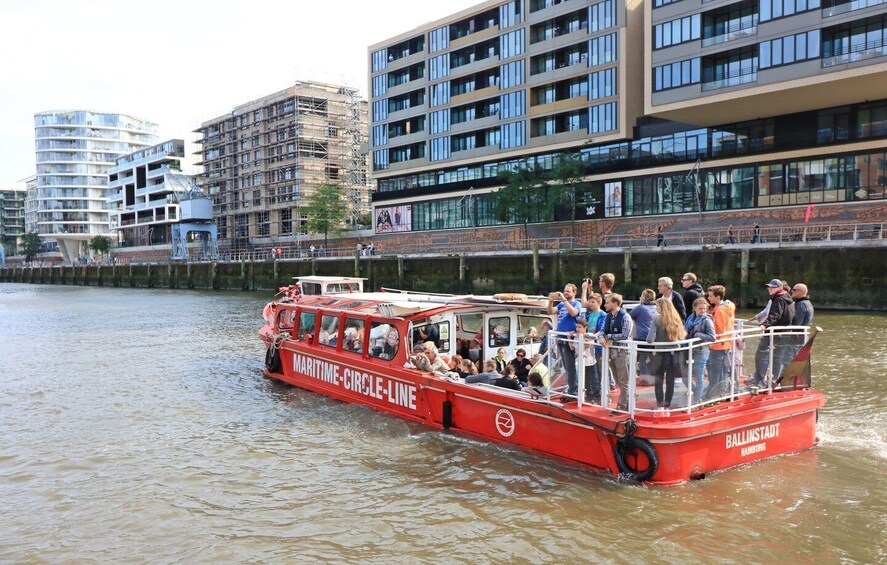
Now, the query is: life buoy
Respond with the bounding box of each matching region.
[493,293,529,301]
[614,437,659,482]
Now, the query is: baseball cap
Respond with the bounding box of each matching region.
[765,279,782,288]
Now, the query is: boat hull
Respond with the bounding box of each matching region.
[261,337,824,485]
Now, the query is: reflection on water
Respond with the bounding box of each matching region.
[0,284,885,562]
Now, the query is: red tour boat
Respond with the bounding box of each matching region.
[259,277,824,485]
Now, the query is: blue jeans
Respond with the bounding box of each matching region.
[707,349,730,390]
[683,348,710,405]
[584,364,601,403]
[559,341,578,395]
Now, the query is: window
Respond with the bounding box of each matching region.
[501,121,526,149]
[500,90,526,119]
[369,323,400,360]
[342,318,365,354]
[500,0,523,28]
[430,136,451,161]
[430,54,450,80]
[589,0,617,33]
[429,26,450,52]
[297,310,317,340]
[430,109,451,134]
[489,316,512,347]
[501,28,526,59]
[589,101,617,133]
[654,14,701,49]
[589,67,618,99]
[589,33,618,67]
[500,60,526,88]
[761,0,820,21]
[372,100,388,123]
[372,75,387,97]
[430,82,450,107]
[318,314,339,348]
[653,58,701,91]
[372,49,388,73]
[759,30,820,68]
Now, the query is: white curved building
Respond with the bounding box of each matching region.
[34,110,158,262]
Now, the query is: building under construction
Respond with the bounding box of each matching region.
[194,81,370,252]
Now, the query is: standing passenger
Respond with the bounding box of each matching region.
[684,298,716,405]
[646,298,687,409]
[599,294,634,411]
[681,273,704,317]
[706,285,736,396]
[547,283,581,397]
[657,276,687,321]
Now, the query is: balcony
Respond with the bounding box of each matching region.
[822,0,887,17]
[701,20,758,48]
[701,66,758,91]
[822,36,887,67]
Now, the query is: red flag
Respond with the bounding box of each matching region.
[804,203,814,223]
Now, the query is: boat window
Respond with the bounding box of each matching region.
[318,314,340,347]
[297,311,316,340]
[369,323,399,360]
[342,318,365,354]
[412,321,451,353]
[327,282,360,293]
[301,282,322,295]
[517,315,551,346]
[488,316,511,347]
[277,309,296,332]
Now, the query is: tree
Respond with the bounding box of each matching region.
[492,164,548,241]
[89,235,112,260]
[303,183,347,247]
[22,232,42,261]
[550,152,588,241]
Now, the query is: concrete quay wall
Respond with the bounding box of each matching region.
[2,247,884,310]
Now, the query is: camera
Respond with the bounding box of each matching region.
[584,277,593,286]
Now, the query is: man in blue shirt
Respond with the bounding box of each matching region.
[547,283,581,401]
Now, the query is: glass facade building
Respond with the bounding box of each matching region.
[33,111,158,261]
[369,0,887,237]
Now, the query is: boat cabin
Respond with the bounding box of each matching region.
[296,276,365,296]
[272,286,553,365]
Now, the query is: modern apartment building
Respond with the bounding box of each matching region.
[33,111,158,261]
[108,139,192,247]
[0,188,26,257]
[369,0,644,232]
[370,0,887,238]
[194,81,370,251]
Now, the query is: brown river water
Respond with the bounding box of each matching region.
[1,284,885,563]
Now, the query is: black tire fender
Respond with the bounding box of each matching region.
[265,345,282,373]
[614,437,659,482]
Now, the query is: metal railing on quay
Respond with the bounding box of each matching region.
[395,237,576,256]
[602,221,885,249]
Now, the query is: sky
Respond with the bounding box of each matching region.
[0,0,482,187]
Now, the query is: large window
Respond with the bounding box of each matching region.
[589,0,617,33]
[653,58,700,92]
[759,30,820,68]
[589,33,618,67]
[654,14,701,49]
[761,0,820,21]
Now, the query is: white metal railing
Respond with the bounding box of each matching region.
[544,323,813,415]
[601,221,886,249]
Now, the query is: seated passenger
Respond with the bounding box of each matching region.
[492,348,507,373]
[508,348,532,385]
[376,329,399,360]
[493,366,521,391]
[456,359,477,379]
[449,354,463,371]
[468,339,481,363]
[528,353,550,387]
[465,360,501,385]
[522,372,549,398]
[423,342,450,376]
[407,345,432,371]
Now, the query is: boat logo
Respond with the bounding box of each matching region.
[495,409,515,437]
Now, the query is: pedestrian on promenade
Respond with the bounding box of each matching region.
[725,225,735,245]
[656,225,665,247]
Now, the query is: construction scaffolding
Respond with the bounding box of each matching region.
[194,80,371,255]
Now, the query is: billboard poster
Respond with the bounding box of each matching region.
[375,205,412,233]
[604,181,623,218]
